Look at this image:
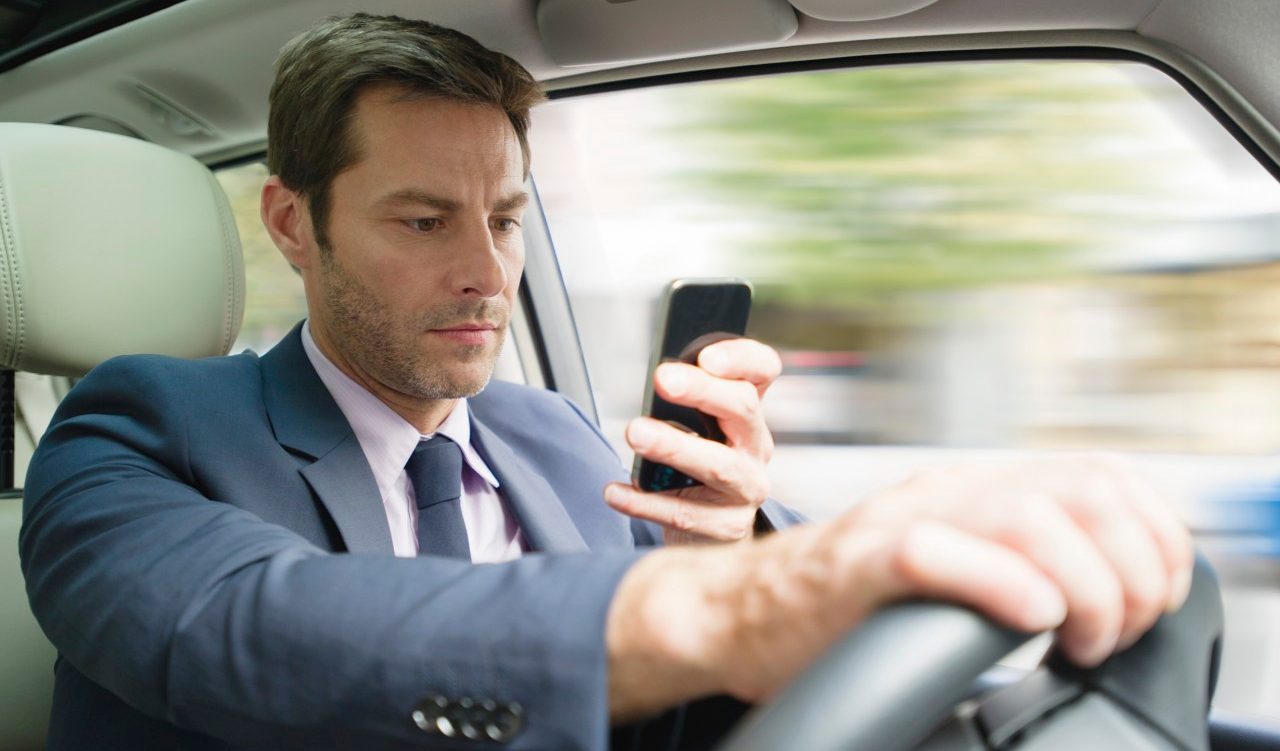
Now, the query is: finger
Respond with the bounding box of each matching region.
[604,482,756,542]
[697,338,783,397]
[654,363,772,458]
[626,418,767,505]
[864,521,1068,633]
[989,494,1125,667]
[1104,460,1196,612]
[1056,472,1173,651]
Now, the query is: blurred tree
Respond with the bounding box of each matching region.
[661,62,1185,315]
[216,162,309,351]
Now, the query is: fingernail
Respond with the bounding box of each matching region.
[1023,581,1067,630]
[603,484,624,506]
[659,366,689,397]
[1167,567,1192,613]
[628,419,659,450]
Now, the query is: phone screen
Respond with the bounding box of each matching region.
[632,279,752,493]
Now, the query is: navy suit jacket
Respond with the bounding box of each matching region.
[20,325,801,750]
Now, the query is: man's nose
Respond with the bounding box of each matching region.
[450,222,509,298]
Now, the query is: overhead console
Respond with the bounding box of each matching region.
[790,0,941,21]
[536,0,943,66]
[538,0,797,66]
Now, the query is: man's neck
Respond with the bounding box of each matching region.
[307,321,455,434]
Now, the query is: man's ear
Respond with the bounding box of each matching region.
[261,175,317,270]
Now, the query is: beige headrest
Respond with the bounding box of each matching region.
[0,123,244,377]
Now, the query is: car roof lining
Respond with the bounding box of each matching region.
[0,0,186,73]
[0,0,1275,179]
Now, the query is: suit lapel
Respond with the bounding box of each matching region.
[260,324,394,555]
[470,416,589,553]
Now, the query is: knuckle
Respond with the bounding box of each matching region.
[706,459,740,490]
[758,430,775,462]
[741,477,768,508]
[1069,480,1113,525]
[1000,494,1056,548]
[725,515,752,542]
[1074,577,1125,632]
[764,346,783,380]
[669,504,698,533]
[734,383,761,419]
[889,522,935,584]
[1124,582,1164,618]
[1067,593,1110,633]
[751,474,770,504]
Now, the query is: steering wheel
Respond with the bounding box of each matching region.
[714,556,1223,751]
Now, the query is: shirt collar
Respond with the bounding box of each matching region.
[300,320,500,499]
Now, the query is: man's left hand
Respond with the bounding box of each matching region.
[604,338,782,544]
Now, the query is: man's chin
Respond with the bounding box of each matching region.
[409,364,495,400]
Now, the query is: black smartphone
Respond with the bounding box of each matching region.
[631,278,753,493]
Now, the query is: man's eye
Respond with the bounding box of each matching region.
[493,217,520,232]
[406,218,442,232]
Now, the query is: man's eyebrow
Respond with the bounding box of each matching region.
[376,189,460,212]
[494,191,530,213]
[375,189,529,213]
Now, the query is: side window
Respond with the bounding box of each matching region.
[214,162,308,352]
[530,60,1280,721]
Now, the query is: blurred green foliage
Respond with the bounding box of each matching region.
[661,62,1182,310]
[215,162,309,352]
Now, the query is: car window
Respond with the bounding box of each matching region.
[214,162,309,353]
[530,60,1280,721]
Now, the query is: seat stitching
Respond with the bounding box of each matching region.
[205,168,239,353]
[0,158,22,368]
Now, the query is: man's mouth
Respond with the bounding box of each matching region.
[428,323,501,346]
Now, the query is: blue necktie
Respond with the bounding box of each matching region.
[406,435,471,561]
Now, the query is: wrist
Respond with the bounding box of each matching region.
[605,545,745,722]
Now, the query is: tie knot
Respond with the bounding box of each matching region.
[406,435,463,510]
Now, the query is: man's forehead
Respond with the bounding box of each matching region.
[339,86,525,195]
[354,85,517,150]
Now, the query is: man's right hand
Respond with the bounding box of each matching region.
[604,454,1194,722]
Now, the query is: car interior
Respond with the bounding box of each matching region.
[1,0,1279,749]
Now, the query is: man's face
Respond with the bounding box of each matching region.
[308,86,527,401]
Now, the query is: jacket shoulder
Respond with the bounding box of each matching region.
[69,350,263,406]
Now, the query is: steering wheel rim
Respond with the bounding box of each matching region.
[713,556,1222,751]
[713,602,1032,751]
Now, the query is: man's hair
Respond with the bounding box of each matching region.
[267,13,545,247]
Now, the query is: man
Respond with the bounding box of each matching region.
[21,12,1192,751]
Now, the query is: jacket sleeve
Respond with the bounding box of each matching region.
[21,357,642,751]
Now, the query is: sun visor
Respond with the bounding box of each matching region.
[787,0,941,22]
[537,0,798,67]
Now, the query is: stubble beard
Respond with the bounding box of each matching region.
[317,249,508,400]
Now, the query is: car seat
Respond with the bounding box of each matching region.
[0,122,245,750]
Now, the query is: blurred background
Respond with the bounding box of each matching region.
[219,59,1280,723]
